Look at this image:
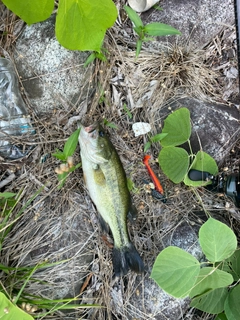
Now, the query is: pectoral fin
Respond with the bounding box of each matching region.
[93,167,106,186]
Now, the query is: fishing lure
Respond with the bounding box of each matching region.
[143,155,164,194]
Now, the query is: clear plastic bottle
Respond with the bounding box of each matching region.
[0,57,34,159]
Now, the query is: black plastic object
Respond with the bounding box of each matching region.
[225,173,240,207]
[188,169,240,207]
[0,58,34,159]
[188,169,212,181]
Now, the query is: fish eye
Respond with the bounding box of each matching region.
[99,130,105,137]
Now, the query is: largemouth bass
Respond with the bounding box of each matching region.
[78,122,144,276]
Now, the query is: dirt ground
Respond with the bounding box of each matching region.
[0,1,240,320]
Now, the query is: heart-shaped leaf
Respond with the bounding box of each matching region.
[151,246,200,298]
[2,0,54,24]
[56,0,117,51]
[199,218,237,262]
[158,147,189,183]
[160,108,191,147]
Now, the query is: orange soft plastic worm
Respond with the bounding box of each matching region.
[143,155,164,195]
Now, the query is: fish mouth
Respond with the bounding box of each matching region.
[84,122,98,135]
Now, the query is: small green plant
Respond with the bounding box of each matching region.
[146,107,218,187]
[0,192,17,217]
[124,5,181,57]
[122,103,133,119]
[2,0,117,52]
[150,218,240,319]
[84,47,108,67]
[127,178,139,193]
[103,118,118,129]
[52,128,81,188]
[144,133,168,152]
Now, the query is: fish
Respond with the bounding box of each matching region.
[78,122,144,276]
[143,155,164,194]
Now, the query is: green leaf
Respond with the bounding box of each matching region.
[124,5,143,28]
[95,52,107,62]
[52,152,67,161]
[84,52,97,67]
[214,313,228,320]
[0,192,16,199]
[136,39,143,58]
[219,249,240,281]
[144,141,152,153]
[134,26,144,38]
[123,103,133,119]
[144,22,181,36]
[2,0,54,24]
[103,119,118,129]
[184,151,218,187]
[189,267,233,298]
[224,284,240,320]
[160,108,191,147]
[158,147,189,183]
[57,172,68,189]
[127,178,138,193]
[56,0,117,51]
[199,218,237,262]
[151,133,168,143]
[150,246,200,298]
[63,128,80,158]
[190,287,228,314]
[0,293,33,319]
[144,133,168,152]
[153,5,163,11]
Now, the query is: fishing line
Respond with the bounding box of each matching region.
[234,0,240,93]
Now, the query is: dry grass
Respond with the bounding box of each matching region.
[0,2,239,320]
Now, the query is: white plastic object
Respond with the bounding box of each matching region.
[132,122,151,136]
[128,0,159,12]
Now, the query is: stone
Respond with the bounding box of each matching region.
[14,15,93,113]
[159,97,240,165]
[128,279,190,320]
[140,0,235,49]
[161,219,203,260]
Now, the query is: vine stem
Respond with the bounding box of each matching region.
[187,139,194,160]
[191,187,211,219]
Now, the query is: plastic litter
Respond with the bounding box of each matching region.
[0,57,34,159]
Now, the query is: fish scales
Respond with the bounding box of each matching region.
[100,151,130,248]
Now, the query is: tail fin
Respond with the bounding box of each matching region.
[112,242,144,277]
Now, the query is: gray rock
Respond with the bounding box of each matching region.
[162,219,203,261]
[126,278,190,320]
[159,97,240,165]
[141,0,234,49]
[14,15,93,113]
